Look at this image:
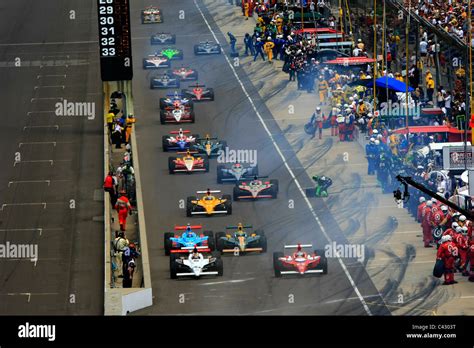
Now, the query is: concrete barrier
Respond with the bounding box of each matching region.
[103,81,153,315]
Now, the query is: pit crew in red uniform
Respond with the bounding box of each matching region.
[437,235,459,285]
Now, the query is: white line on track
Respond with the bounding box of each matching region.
[194,0,374,316]
[198,278,255,286]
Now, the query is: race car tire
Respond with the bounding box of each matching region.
[215,232,226,252]
[222,195,232,215]
[250,164,259,176]
[159,98,167,109]
[259,235,268,252]
[215,258,224,276]
[203,231,215,250]
[142,59,149,69]
[203,157,210,172]
[186,196,196,217]
[150,81,156,89]
[273,252,284,277]
[194,45,199,55]
[207,88,215,101]
[255,229,265,237]
[233,186,242,201]
[162,136,170,151]
[315,249,328,274]
[170,254,178,279]
[189,111,195,123]
[216,164,225,184]
[168,157,176,174]
[159,110,167,124]
[270,179,279,198]
[164,232,174,256]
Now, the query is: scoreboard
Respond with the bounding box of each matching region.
[97,0,133,81]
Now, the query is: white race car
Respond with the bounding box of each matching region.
[170,248,223,278]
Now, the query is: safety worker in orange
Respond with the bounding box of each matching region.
[115,191,132,231]
[318,76,329,105]
[244,2,249,19]
[125,114,135,144]
[263,37,275,63]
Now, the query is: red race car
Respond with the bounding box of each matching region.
[168,150,209,174]
[181,83,214,102]
[169,67,198,81]
[160,106,195,124]
[273,244,327,277]
[162,128,199,152]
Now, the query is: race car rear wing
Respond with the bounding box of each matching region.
[284,244,313,249]
[196,190,221,194]
[169,129,190,134]
[226,225,252,229]
[191,211,228,215]
[174,225,202,230]
[170,246,210,253]
[196,137,218,141]
[221,247,262,253]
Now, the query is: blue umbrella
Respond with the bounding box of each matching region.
[363,76,414,92]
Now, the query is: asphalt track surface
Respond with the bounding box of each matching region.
[132,0,391,315]
[0,1,102,314]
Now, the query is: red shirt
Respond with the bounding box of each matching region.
[103,175,114,189]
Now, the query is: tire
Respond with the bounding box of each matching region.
[168,157,176,174]
[218,141,227,152]
[254,229,265,237]
[215,232,226,252]
[233,186,241,201]
[170,255,178,279]
[162,136,170,151]
[160,111,167,124]
[251,164,259,176]
[216,164,225,183]
[259,235,267,252]
[189,111,195,123]
[186,196,196,217]
[315,249,328,274]
[215,258,223,276]
[194,45,199,55]
[273,252,284,277]
[222,195,232,215]
[208,88,215,101]
[203,157,210,172]
[203,231,215,250]
[143,59,149,69]
[159,98,167,109]
[164,232,174,256]
[270,179,279,193]
[150,81,156,89]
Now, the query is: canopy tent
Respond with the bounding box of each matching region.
[349,76,414,93]
[393,126,466,135]
[325,57,375,65]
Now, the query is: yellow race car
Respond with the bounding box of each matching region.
[186,189,232,217]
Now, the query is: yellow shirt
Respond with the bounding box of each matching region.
[106,112,114,124]
[263,42,274,51]
[318,80,329,91]
[426,78,435,89]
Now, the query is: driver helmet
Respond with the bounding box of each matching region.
[459,215,467,222]
[455,226,463,233]
[441,235,452,243]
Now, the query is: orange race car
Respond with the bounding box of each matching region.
[168,150,209,174]
[186,189,232,217]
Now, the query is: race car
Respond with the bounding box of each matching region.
[168,150,209,174]
[142,6,162,23]
[181,83,214,102]
[159,91,193,110]
[164,224,215,255]
[217,162,258,184]
[150,72,180,89]
[160,106,195,124]
[168,67,198,81]
[216,223,267,254]
[158,47,183,60]
[194,41,222,55]
[233,176,278,200]
[142,55,171,69]
[273,244,328,277]
[162,128,198,152]
[151,32,176,45]
[170,247,223,279]
[190,134,226,157]
[186,189,232,217]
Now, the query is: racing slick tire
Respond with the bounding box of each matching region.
[203,157,210,172]
[222,195,232,215]
[170,254,178,279]
[315,249,328,274]
[194,45,200,55]
[255,229,265,237]
[159,98,167,109]
[150,80,156,89]
[215,258,224,276]
[249,164,259,177]
[162,136,170,151]
[168,157,176,174]
[270,179,279,198]
[159,111,167,124]
[259,235,268,252]
[189,111,196,123]
[216,164,225,184]
[203,231,215,250]
[207,88,215,101]
[164,232,174,256]
[232,186,243,201]
[273,252,284,277]
[215,232,226,252]
[186,196,196,217]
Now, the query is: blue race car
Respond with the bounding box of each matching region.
[191,134,227,157]
[162,128,199,152]
[164,224,215,255]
